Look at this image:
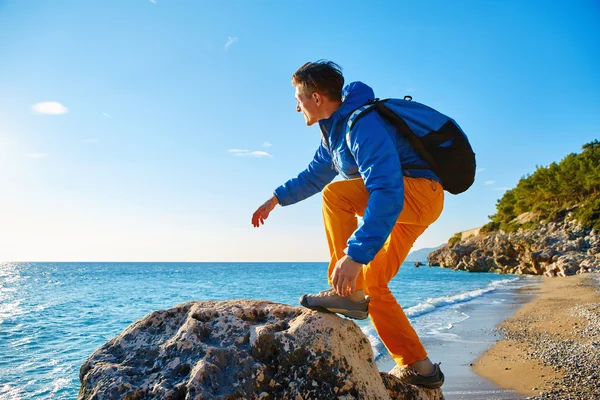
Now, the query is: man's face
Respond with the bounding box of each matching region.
[295,85,320,126]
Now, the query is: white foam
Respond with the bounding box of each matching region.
[360,325,384,360]
[52,378,70,393]
[361,278,522,360]
[405,277,520,318]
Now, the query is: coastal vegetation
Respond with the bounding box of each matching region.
[448,233,463,247]
[482,140,600,232]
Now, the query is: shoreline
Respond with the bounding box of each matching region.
[377,274,541,399]
[473,273,600,399]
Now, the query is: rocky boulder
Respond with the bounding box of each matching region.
[429,218,599,276]
[79,300,443,400]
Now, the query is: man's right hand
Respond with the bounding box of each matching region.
[252,196,279,227]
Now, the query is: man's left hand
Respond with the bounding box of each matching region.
[331,255,363,297]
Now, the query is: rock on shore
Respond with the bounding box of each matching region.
[79,300,443,400]
[428,219,599,276]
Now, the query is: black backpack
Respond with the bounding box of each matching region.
[346,97,476,195]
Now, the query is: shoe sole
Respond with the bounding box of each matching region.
[419,379,444,389]
[411,371,445,389]
[299,296,369,320]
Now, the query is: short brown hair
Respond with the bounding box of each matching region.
[292,60,344,102]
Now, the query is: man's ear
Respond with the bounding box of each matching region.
[313,92,322,106]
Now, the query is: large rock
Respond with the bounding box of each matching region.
[79,300,443,400]
[428,218,600,276]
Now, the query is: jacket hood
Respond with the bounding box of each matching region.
[336,81,375,119]
[318,81,375,139]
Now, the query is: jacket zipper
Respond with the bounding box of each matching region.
[320,123,339,173]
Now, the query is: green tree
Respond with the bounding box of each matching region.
[486,141,600,231]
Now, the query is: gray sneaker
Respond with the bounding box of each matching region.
[299,288,370,320]
[397,363,445,389]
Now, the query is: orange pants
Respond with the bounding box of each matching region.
[322,177,444,366]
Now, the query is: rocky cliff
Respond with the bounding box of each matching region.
[428,219,599,276]
[79,300,443,400]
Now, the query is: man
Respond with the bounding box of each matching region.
[251,61,445,388]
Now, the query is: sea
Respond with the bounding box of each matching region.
[0,262,539,399]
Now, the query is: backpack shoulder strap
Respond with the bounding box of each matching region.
[373,102,438,169]
[345,99,438,171]
[345,102,377,151]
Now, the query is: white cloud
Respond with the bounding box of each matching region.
[84,139,99,144]
[476,168,485,173]
[493,187,509,191]
[26,153,49,158]
[102,112,113,119]
[405,87,415,93]
[247,151,271,157]
[32,101,69,115]
[228,149,271,158]
[484,180,495,185]
[262,142,272,148]
[149,0,157,3]
[225,36,238,51]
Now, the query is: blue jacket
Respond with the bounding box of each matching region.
[274,81,440,265]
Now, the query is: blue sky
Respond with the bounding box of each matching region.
[1,0,598,262]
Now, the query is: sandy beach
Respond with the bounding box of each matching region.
[473,273,600,399]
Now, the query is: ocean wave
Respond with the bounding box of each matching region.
[360,325,384,360]
[361,278,521,360]
[0,301,23,324]
[51,378,70,394]
[405,277,520,318]
[0,384,25,400]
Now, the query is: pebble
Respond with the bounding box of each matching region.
[501,292,600,399]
